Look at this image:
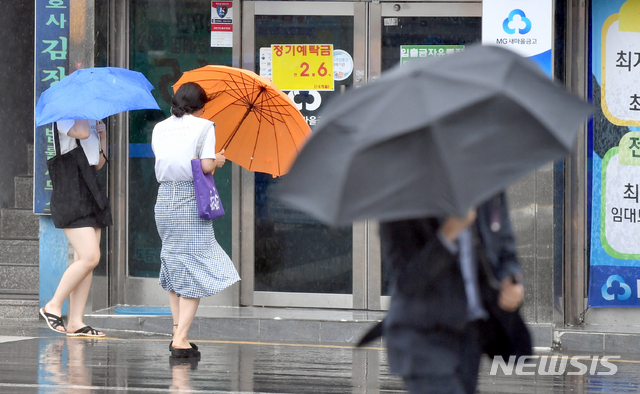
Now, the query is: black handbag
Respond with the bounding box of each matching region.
[47,123,108,228]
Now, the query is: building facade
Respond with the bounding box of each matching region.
[2,0,606,340]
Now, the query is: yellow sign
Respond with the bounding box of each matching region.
[271,44,334,91]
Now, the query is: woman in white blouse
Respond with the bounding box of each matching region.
[152,82,240,359]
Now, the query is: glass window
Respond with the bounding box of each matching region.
[128,0,233,277]
[382,17,481,71]
[253,15,354,294]
[380,16,481,295]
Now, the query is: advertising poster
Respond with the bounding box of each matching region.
[271,44,334,91]
[34,0,70,214]
[482,0,553,77]
[262,46,352,127]
[589,0,640,307]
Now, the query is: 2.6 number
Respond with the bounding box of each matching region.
[299,62,328,77]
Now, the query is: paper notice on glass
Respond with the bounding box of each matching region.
[211,1,233,48]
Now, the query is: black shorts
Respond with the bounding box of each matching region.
[63,206,112,229]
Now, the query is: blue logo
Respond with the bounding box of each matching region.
[503,9,532,35]
[217,6,228,18]
[602,275,632,301]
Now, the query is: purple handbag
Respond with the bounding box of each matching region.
[191,125,225,219]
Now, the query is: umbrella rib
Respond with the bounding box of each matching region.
[255,94,281,125]
[219,73,255,105]
[226,78,254,105]
[222,87,267,150]
[254,93,293,124]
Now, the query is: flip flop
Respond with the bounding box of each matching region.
[66,325,105,337]
[39,308,66,334]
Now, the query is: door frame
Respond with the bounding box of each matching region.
[367,1,482,311]
[241,1,368,309]
[111,0,484,310]
[240,0,482,310]
[114,0,244,308]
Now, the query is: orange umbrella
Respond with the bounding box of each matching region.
[173,65,312,176]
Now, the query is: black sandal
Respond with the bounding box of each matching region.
[40,308,66,334]
[169,341,197,351]
[170,343,201,359]
[66,325,105,337]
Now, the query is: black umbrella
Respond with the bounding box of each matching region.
[276,44,593,226]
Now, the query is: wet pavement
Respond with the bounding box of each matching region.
[1,320,640,393]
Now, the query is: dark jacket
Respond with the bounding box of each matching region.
[359,193,531,366]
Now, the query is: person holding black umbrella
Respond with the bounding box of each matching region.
[40,118,111,337]
[360,192,530,394]
[276,45,593,394]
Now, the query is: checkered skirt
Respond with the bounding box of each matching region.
[155,181,240,298]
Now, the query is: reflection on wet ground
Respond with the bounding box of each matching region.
[1,323,640,393]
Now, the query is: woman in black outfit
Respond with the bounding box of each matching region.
[40,118,111,337]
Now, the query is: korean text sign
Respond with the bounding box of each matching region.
[400,45,465,66]
[271,45,334,91]
[600,1,640,127]
[589,0,640,308]
[34,0,70,214]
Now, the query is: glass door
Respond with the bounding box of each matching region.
[241,1,367,308]
[117,0,481,310]
[125,0,237,306]
[367,2,482,310]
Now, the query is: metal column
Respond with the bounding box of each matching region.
[563,0,590,327]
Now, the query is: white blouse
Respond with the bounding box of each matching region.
[56,119,100,166]
[151,114,217,182]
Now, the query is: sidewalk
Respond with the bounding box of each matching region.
[83,306,640,353]
[4,317,640,393]
[83,305,558,349]
[85,306,388,346]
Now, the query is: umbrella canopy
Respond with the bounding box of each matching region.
[173,65,311,176]
[277,44,593,226]
[35,67,160,126]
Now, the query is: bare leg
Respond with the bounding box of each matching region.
[168,291,180,336]
[67,228,103,333]
[67,271,92,329]
[44,227,101,332]
[172,297,200,349]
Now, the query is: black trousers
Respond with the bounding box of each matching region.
[387,320,485,394]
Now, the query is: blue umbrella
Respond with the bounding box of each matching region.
[35,67,160,126]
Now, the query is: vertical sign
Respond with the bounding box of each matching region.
[482,0,553,77]
[34,0,70,214]
[211,1,233,48]
[588,0,640,308]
